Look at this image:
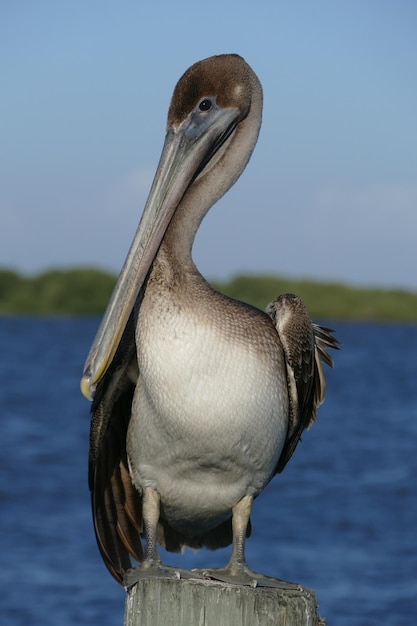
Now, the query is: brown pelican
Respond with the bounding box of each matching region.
[81,54,339,588]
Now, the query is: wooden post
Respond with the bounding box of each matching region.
[124,576,324,626]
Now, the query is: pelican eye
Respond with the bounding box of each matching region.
[198,98,213,112]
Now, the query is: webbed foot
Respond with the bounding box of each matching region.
[124,561,182,588]
[192,563,302,590]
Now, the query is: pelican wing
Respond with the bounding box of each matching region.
[266,293,339,473]
[88,312,143,584]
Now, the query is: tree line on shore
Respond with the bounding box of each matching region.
[0,267,416,321]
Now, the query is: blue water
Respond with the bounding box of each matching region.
[1,317,416,625]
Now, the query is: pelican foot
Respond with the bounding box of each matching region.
[192,564,302,590]
[124,561,190,588]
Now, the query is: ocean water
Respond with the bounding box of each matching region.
[1,317,416,625]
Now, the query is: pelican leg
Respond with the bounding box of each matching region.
[142,487,162,563]
[228,493,253,576]
[195,495,301,589]
[124,488,186,587]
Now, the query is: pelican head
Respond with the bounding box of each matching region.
[81,54,262,400]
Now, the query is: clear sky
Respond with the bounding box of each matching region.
[2,1,417,289]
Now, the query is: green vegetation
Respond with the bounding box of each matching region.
[0,268,115,315]
[0,267,416,321]
[212,275,417,322]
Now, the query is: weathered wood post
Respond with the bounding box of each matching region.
[124,577,324,626]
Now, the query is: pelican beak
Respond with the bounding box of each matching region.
[81,104,240,400]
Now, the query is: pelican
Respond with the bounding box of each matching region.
[81,54,339,588]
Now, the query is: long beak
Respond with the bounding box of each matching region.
[81,104,240,400]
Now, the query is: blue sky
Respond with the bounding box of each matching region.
[2,1,417,289]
